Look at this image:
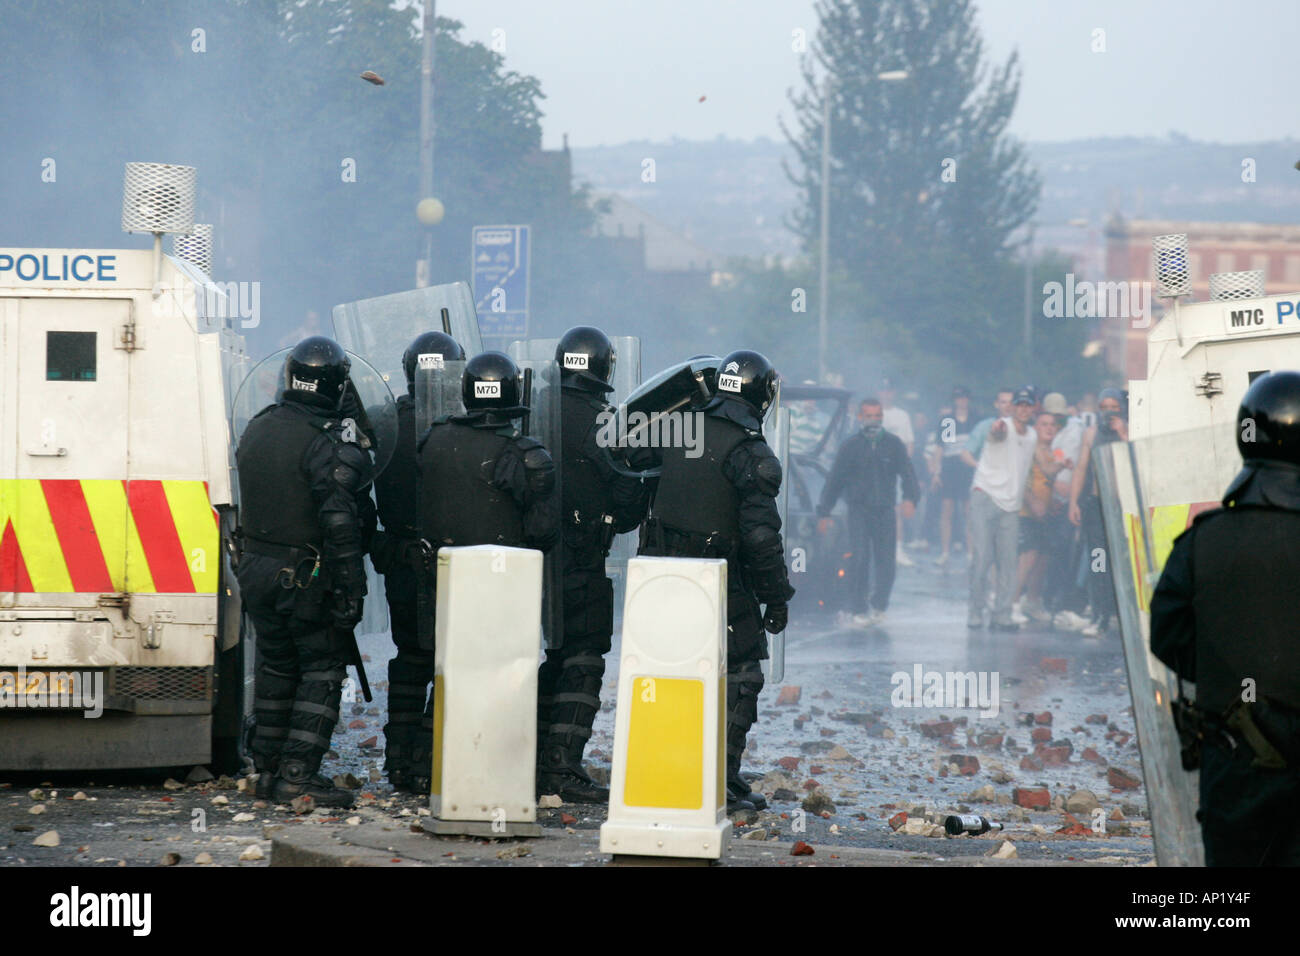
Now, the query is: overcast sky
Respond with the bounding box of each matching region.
[437,0,1299,148]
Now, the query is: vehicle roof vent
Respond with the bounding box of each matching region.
[121,162,196,235]
[1151,233,1192,298]
[172,224,213,275]
[1208,269,1265,301]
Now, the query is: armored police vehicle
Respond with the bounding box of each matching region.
[1095,233,1300,865]
[0,163,250,770]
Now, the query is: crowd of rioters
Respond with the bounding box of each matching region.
[811,378,1128,635]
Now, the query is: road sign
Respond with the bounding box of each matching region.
[472,225,530,339]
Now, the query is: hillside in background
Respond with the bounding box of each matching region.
[572,137,1300,262]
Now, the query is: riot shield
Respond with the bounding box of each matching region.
[623,355,720,428]
[332,282,482,388]
[1093,421,1237,867]
[604,337,642,571]
[413,358,467,434]
[229,347,399,480]
[762,392,790,685]
[511,356,564,650]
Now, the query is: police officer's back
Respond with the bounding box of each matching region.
[418,351,559,559]
[1151,370,1300,865]
[537,327,651,802]
[236,336,373,808]
[640,349,795,813]
[372,331,465,792]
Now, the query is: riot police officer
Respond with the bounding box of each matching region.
[537,327,651,803]
[419,351,558,553]
[1151,371,1300,865]
[639,349,795,813]
[372,331,464,792]
[416,353,560,792]
[236,336,374,808]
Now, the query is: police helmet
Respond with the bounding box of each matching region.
[462,351,523,413]
[715,349,779,419]
[555,326,616,390]
[1237,371,1300,464]
[284,336,351,410]
[402,331,465,389]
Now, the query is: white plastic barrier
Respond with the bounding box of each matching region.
[600,556,730,860]
[424,545,543,838]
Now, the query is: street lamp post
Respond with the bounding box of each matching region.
[417,0,437,288]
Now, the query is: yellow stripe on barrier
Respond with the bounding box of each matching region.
[717,675,726,810]
[624,676,704,809]
[3,480,73,592]
[430,673,444,798]
[81,480,155,593]
[162,480,219,593]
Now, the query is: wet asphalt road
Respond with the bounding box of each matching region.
[0,547,1156,866]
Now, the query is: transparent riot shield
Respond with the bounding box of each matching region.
[604,337,642,572]
[1093,421,1238,867]
[413,359,467,434]
[229,348,399,479]
[229,349,398,640]
[332,281,482,388]
[762,392,791,685]
[511,357,564,650]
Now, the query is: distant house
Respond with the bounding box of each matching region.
[591,192,723,300]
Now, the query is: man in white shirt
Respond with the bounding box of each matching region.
[968,387,1037,631]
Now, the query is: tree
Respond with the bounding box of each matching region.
[782,0,1044,392]
[0,0,598,354]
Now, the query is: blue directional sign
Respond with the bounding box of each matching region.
[472,225,530,339]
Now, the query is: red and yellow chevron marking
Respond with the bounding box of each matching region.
[0,479,218,594]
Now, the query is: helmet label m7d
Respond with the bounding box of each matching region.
[554,326,616,390]
[475,381,501,399]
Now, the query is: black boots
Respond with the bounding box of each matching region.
[536,651,608,804]
[726,661,766,814]
[537,743,608,804]
[271,758,355,808]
